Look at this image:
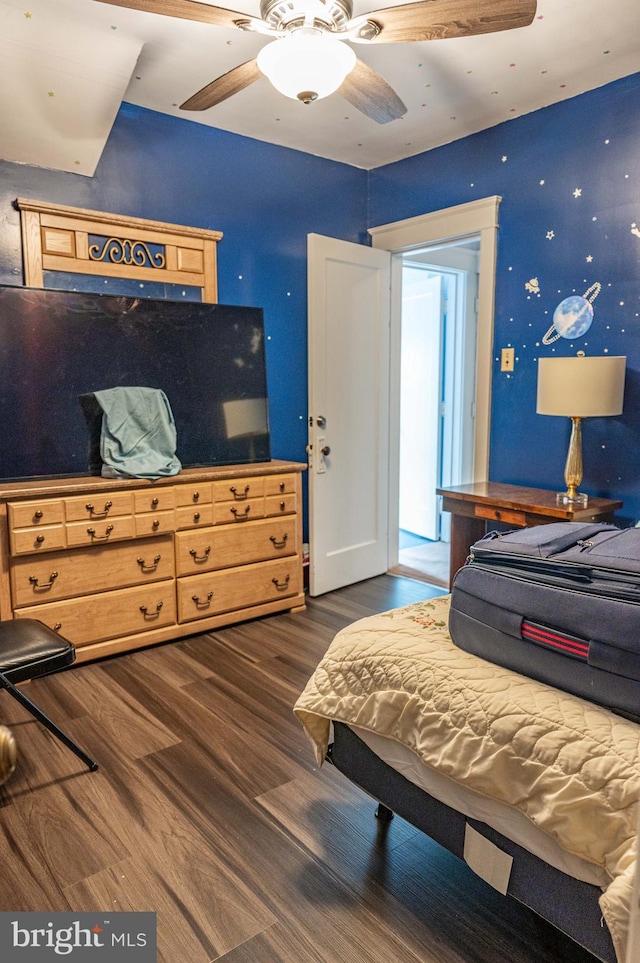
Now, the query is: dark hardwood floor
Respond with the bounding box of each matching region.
[0,575,599,962]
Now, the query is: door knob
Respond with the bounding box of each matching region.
[321,445,331,456]
[316,415,326,428]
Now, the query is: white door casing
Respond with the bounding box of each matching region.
[370,196,499,570]
[307,234,391,596]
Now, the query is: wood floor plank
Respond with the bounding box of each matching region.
[99,658,304,797]
[0,801,72,908]
[128,641,217,687]
[138,743,431,963]
[216,913,431,963]
[65,837,276,962]
[3,660,180,768]
[1,776,131,888]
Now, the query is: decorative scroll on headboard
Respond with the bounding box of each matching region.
[15,198,223,303]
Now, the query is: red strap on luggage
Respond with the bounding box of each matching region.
[521,620,589,661]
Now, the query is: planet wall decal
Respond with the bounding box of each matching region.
[542,282,601,344]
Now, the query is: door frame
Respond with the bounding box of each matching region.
[368,195,500,568]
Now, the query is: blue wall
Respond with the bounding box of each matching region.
[0,103,369,470]
[370,72,640,524]
[1,74,639,523]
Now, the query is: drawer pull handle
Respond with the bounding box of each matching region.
[54,622,62,631]
[152,519,160,530]
[193,512,201,522]
[137,554,161,573]
[34,510,43,520]
[140,601,163,619]
[151,497,159,508]
[270,533,288,549]
[86,500,113,518]
[279,482,285,492]
[189,546,211,563]
[230,484,250,500]
[192,491,200,503]
[192,591,213,607]
[272,575,290,591]
[29,571,58,590]
[279,501,286,511]
[87,524,114,540]
[231,505,251,521]
[36,534,46,544]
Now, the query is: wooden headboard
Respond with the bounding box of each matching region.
[15,198,223,303]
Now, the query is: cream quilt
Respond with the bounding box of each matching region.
[294,594,640,963]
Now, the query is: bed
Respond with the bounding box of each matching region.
[294,594,640,963]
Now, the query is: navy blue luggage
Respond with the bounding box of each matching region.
[448,522,640,719]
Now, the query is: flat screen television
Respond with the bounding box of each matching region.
[0,285,271,481]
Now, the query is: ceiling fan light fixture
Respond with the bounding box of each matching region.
[256,29,356,103]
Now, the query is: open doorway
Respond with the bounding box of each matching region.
[394,238,480,587]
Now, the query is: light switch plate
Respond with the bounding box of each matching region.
[501,347,515,372]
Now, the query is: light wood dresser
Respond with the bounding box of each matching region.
[0,460,306,664]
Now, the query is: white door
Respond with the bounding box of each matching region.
[307,234,391,596]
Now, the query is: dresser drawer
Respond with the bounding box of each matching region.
[133,488,176,513]
[65,491,133,522]
[11,535,174,607]
[175,516,298,576]
[66,515,135,548]
[265,493,297,517]
[264,474,296,496]
[175,483,213,508]
[15,580,177,646]
[9,499,65,529]
[10,524,66,556]
[177,556,301,623]
[474,505,526,526]
[212,476,264,503]
[175,504,214,530]
[213,497,264,526]
[134,510,175,537]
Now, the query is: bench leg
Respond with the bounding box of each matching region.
[0,672,98,772]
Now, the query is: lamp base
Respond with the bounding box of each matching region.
[556,490,589,508]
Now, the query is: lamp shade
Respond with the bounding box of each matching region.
[257,30,356,103]
[536,355,626,418]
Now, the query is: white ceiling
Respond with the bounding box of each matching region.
[1,0,639,175]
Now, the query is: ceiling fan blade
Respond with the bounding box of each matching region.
[352,0,537,44]
[180,59,262,110]
[94,0,251,31]
[339,59,406,124]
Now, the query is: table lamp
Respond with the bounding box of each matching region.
[536,353,626,507]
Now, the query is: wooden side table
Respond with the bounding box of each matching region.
[437,482,623,588]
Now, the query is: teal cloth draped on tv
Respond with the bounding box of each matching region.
[94,386,181,479]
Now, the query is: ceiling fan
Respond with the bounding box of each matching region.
[96,0,537,123]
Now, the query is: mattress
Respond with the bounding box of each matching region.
[349,724,608,887]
